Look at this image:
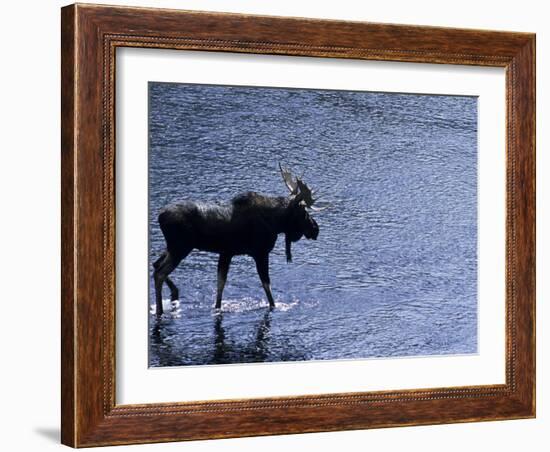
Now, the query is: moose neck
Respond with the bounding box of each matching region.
[266,196,293,234]
[241,194,300,237]
[257,196,299,236]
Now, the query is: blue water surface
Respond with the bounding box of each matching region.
[148,82,478,367]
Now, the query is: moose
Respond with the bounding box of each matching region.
[152,164,325,315]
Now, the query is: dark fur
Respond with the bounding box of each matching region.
[153,191,319,314]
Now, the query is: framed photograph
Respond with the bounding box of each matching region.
[61,3,535,447]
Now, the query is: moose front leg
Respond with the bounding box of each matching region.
[216,254,232,310]
[254,254,275,308]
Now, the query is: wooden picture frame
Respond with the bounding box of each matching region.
[61,3,535,447]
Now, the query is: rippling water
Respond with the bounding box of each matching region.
[148,82,478,367]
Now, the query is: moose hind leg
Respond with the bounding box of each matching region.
[153,252,183,316]
[254,254,275,308]
[165,277,179,302]
[215,254,232,310]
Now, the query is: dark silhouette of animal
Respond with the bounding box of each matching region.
[152,164,325,315]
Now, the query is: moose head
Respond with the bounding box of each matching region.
[279,163,327,261]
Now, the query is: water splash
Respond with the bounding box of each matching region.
[214,296,300,313]
[149,296,301,316]
[149,299,182,318]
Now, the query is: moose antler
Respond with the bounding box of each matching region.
[279,162,329,211]
[308,204,329,212]
[279,163,299,194]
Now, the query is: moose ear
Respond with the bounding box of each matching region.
[288,193,304,208]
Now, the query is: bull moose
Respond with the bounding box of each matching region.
[152,164,325,315]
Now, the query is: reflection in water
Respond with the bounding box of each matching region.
[254,310,272,361]
[149,305,283,367]
[212,311,272,364]
[212,313,225,363]
[148,82,479,366]
[150,317,168,365]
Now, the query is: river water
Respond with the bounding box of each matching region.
[148,82,478,367]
